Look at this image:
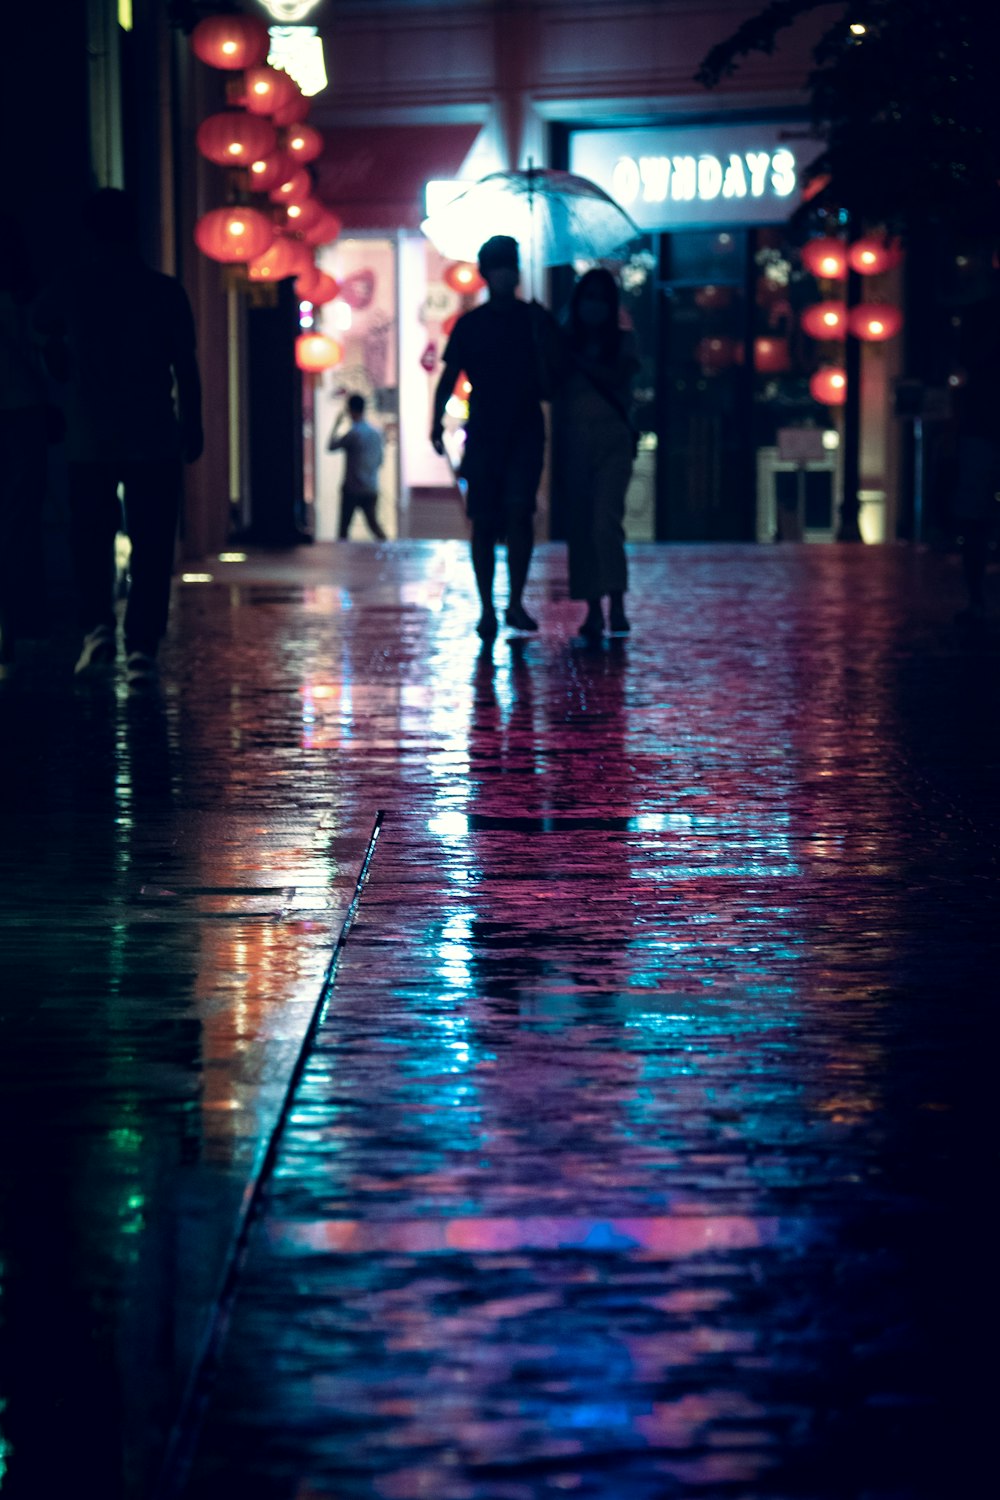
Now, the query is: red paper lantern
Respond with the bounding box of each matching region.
[302,209,343,247]
[810,366,847,405]
[847,304,903,341]
[284,123,323,166]
[453,372,472,399]
[196,112,277,168]
[848,236,903,276]
[272,88,310,127]
[284,197,322,232]
[695,335,737,373]
[295,333,343,372]
[801,301,848,339]
[241,65,298,117]
[191,14,269,71]
[294,266,340,304]
[754,336,791,373]
[246,151,291,194]
[268,168,312,205]
[246,238,300,282]
[801,237,848,280]
[194,206,274,264]
[443,262,485,295]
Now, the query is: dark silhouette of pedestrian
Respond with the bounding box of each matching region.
[556,268,639,642]
[0,214,54,676]
[430,234,561,639]
[38,188,203,685]
[327,393,387,541]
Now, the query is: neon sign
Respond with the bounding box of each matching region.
[570,125,822,229]
[611,149,796,207]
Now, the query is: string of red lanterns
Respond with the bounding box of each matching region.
[189,18,342,290]
[799,232,904,403]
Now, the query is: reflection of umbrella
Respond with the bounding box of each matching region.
[421,166,639,273]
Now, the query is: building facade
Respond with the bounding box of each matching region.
[13,0,922,562]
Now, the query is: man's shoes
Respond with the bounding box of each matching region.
[476,609,498,640]
[126,650,158,687]
[579,604,604,642]
[74,625,116,675]
[504,602,538,633]
[608,607,631,635]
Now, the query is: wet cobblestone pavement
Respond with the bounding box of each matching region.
[1,542,997,1499]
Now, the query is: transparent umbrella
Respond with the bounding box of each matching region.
[421,165,640,292]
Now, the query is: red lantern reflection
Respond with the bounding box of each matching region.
[194,206,274,263]
[810,366,847,405]
[754,336,791,373]
[801,238,848,280]
[269,168,312,205]
[848,237,903,276]
[284,197,322,232]
[196,112,277,168]
[284,123,323,165]
[302,209,343,248]
[247,151,291,194]
[294,268,340,305]
[191,14,269,71]
[847,304,903,341]
[295,333,343,372]
[247,239,300,282]
[241,66,298,117]
[801,301,847,339]
[443,262,485,295]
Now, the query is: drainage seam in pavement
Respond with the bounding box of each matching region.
[152,810,385,1500]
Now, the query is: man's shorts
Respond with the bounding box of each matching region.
[460,410,544,530]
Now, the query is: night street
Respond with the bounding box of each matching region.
[0,540,996,1498]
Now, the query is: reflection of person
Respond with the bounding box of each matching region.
[430,235,561,639]
[327,393,386,541]
[40,188,203,685]
[0,214,51,675]
[557,268,638,642]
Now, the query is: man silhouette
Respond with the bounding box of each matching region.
[327,393,386,541]
[430,235,560,638]
[42,189,203,684]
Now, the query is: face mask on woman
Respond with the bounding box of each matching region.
[577,297,611,327]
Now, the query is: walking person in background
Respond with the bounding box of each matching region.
[327,393,387,541]
[0,214,54,677]
[431,234,562,639]
[557,268,639,642]
[39,188,203,686]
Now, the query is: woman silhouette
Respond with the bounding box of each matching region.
[558,268,639,641]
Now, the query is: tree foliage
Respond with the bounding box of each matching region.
[697,2,1000,237]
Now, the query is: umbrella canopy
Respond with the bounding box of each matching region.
[421,166,640,269]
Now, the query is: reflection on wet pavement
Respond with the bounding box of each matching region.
[1,542,996,1498]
